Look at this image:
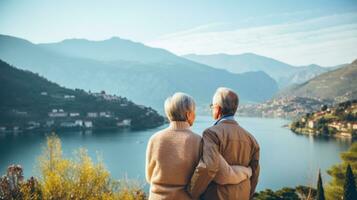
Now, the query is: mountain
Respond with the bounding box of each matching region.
[277,59,357,102]
[39,37,181,63]
[0,59,164,130]
[0,35,278,112]
[183,53,338,88]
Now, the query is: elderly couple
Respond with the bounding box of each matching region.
[146,87,260,200]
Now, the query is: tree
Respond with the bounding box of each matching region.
[254,187,300,200]
[326,142,357,200]
[316,169,325,200]
[253,189,281,200]
[275,187,299,199]
[321,126,330,135]
[343,164,357,200]
[295,185,316,199]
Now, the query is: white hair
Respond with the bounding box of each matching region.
[212,87,239,115]
[164,92,196,121]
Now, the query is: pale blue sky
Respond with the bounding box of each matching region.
[1,0,357,65]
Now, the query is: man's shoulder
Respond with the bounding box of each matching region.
[205,121,259,146]
[235,124,260,148]
[204,120,237,134]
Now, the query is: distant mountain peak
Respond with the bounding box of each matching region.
[37,35,179,63]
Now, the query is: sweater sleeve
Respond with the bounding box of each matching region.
[214,154,252,185]
[145,138,154,184]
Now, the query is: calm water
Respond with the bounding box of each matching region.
[0,116,352,191]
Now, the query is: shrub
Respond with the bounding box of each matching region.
[0,133,147,200]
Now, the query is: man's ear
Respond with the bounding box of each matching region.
[216,106,222,119]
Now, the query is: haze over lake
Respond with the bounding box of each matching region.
[0,116,351,191]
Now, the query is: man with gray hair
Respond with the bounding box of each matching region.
[188,87,260,200]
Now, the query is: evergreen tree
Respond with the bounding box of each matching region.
[343,164,357,200]
[326,142,357,200]
[316,169,325,200]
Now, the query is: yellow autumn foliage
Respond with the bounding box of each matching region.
[21,133,147,200]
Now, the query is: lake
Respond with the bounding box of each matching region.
[0,116,352,191]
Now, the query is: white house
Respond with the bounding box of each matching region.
[308,120,316,129]
[75,120,83,127]
[49,112,68,117]
[64,95,75,99]
[84,121,93,128]
[117,119,131,127]
[87,112,98,118]
[69,112,80,117]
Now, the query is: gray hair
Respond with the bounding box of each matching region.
[212,87,239,115]
[164,92,196,121]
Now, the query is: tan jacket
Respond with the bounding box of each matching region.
[146,121,252,200]
[188,120,260,200]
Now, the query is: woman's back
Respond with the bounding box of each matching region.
[146,121,201,200]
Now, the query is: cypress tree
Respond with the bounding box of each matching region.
[316,169,325,200]
[343,164,357,200]
[326,143,357,199]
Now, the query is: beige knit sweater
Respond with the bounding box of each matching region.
[145,121,251,200]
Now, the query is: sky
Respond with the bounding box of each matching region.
[1,0,357,66]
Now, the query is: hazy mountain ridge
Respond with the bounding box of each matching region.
[183,53,340,87]
[39,37,182,63]
[277,59,357,102]
[0,35,278,112]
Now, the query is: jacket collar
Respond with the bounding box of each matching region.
[220,119,238,125]
[214,114,236,125]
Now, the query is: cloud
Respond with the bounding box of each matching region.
[146,12,357,66]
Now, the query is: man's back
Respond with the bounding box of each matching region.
[188,119,260,200]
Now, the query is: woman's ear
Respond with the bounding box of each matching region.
[186,111,195,126]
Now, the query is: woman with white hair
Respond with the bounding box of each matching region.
[145,92,252,200]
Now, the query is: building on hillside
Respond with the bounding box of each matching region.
[84,121,93,128]
[99,112,111,118]
[75,120,83,127]
[49,111,68,117]
[117,119,131,127]
[64,95,75,99]
[308,120,316,129]
[87,112,98,118]
[69,112,80,117]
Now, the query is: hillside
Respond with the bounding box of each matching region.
[290,100,357,138]
[0,59,164,131]
[183,53,337,88]
[0,35,278,112]
[278,59,357,103]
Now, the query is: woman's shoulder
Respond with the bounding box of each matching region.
[149,128,169,141]
[187,130,202,141]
